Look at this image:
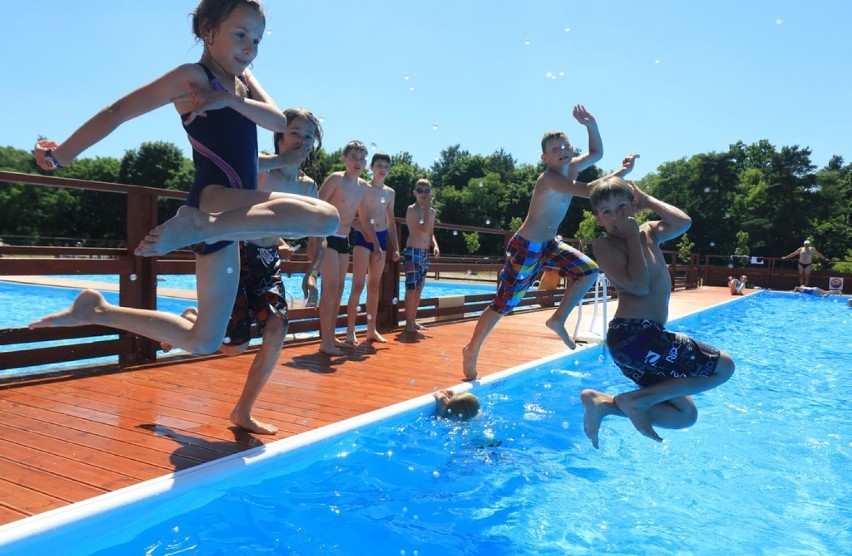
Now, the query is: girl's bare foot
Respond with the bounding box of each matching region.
[230,409,278,435]
[545,316,576,349]
[344,332,358,346]
[135,205,211,257]
[29,289,107,328]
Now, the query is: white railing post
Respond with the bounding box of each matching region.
[572,273,608,345]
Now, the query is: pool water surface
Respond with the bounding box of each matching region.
[0,291,849,554]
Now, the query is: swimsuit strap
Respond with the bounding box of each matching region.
[196,63,251,97]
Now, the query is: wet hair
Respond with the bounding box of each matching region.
[588,176,634,215]
[191,0,265,42]
[273,107,323,155]
[371,152,392,167]
[541,131,568,153]
[343,140,368,157]
[445,392,480,421]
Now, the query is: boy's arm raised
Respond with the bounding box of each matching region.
[567,105,602,180]
[632,184,691,244]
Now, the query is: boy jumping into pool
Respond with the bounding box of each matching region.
[581,177,735,448]
[162,108,325,434]
[462,105,621,380]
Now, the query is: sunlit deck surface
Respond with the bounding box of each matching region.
[0,286,740,527]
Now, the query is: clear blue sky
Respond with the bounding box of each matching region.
[3,1,850,179]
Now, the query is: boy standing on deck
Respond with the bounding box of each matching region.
[316,141,377,355]
[462,105,614,380]
[580,177,735,448]
[345,152,400,344]
[403,179,440,333]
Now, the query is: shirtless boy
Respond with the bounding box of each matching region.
[345,152,400,344]
[403,178,440,333]
[782,240,828,287]
[581,177,735,448]
[461,105,609,380]
[316,141,376,355]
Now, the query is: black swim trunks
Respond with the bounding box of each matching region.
[606,318,720,388]
[326,234,350,254]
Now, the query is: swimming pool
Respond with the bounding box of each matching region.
[0,276,495,377]
[0,291,849,554]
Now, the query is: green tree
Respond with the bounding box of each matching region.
[463,231,480,254]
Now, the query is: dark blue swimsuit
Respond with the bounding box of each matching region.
[184,63,258,254]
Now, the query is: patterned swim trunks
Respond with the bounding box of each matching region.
[606,318,720,388]
[404,246,430,291]
[490,233,598,315]
[224,242,288,346]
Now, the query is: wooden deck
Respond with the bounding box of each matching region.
[0,286,738,527]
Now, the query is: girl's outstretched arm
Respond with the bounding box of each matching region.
[34,64,202,169]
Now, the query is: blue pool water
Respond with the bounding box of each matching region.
[0,291,849,554]
[0,276,494,377]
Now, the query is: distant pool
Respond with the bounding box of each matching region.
[54,274,496,303]
[0,291,849,554]
[0,276,495,378]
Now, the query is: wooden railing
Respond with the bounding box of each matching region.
[0,170,712,375]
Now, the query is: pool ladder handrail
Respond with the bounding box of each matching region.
[572,273,608,345]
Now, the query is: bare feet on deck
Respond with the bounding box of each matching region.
[461,344,478,381]
[344,332,358,347]
[545,316,576,350]
[28,289,107,328]
[581,389,615,449]
[366,331,387,343]
[135,205,211,257]
[615,393,663,443]
[230,409,278,435]
[319,341,344,356]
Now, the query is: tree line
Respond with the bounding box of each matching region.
[1,139,849,270]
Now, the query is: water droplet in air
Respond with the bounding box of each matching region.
[709,241,716,247]
[392,297,398,305]
[223,336,231,344]
[409,86,415,92]
[366,314,372,320]
[226,267,234,274]
[485,219,491,225]
[410,379,416,385]
[130,273,137,281]
[356,305,362,312]
[561,421,570,429]
[432,123,439,131]
[478,181,483,188]
[775,18,783,25]
[369,218,376,224]
[564,27,571,32]
[703,186,711,193]
[524,38,531,46]
[419,220,424,225]
[380,196,387,204]
[403,75,410,80]
[432,471,440,478]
